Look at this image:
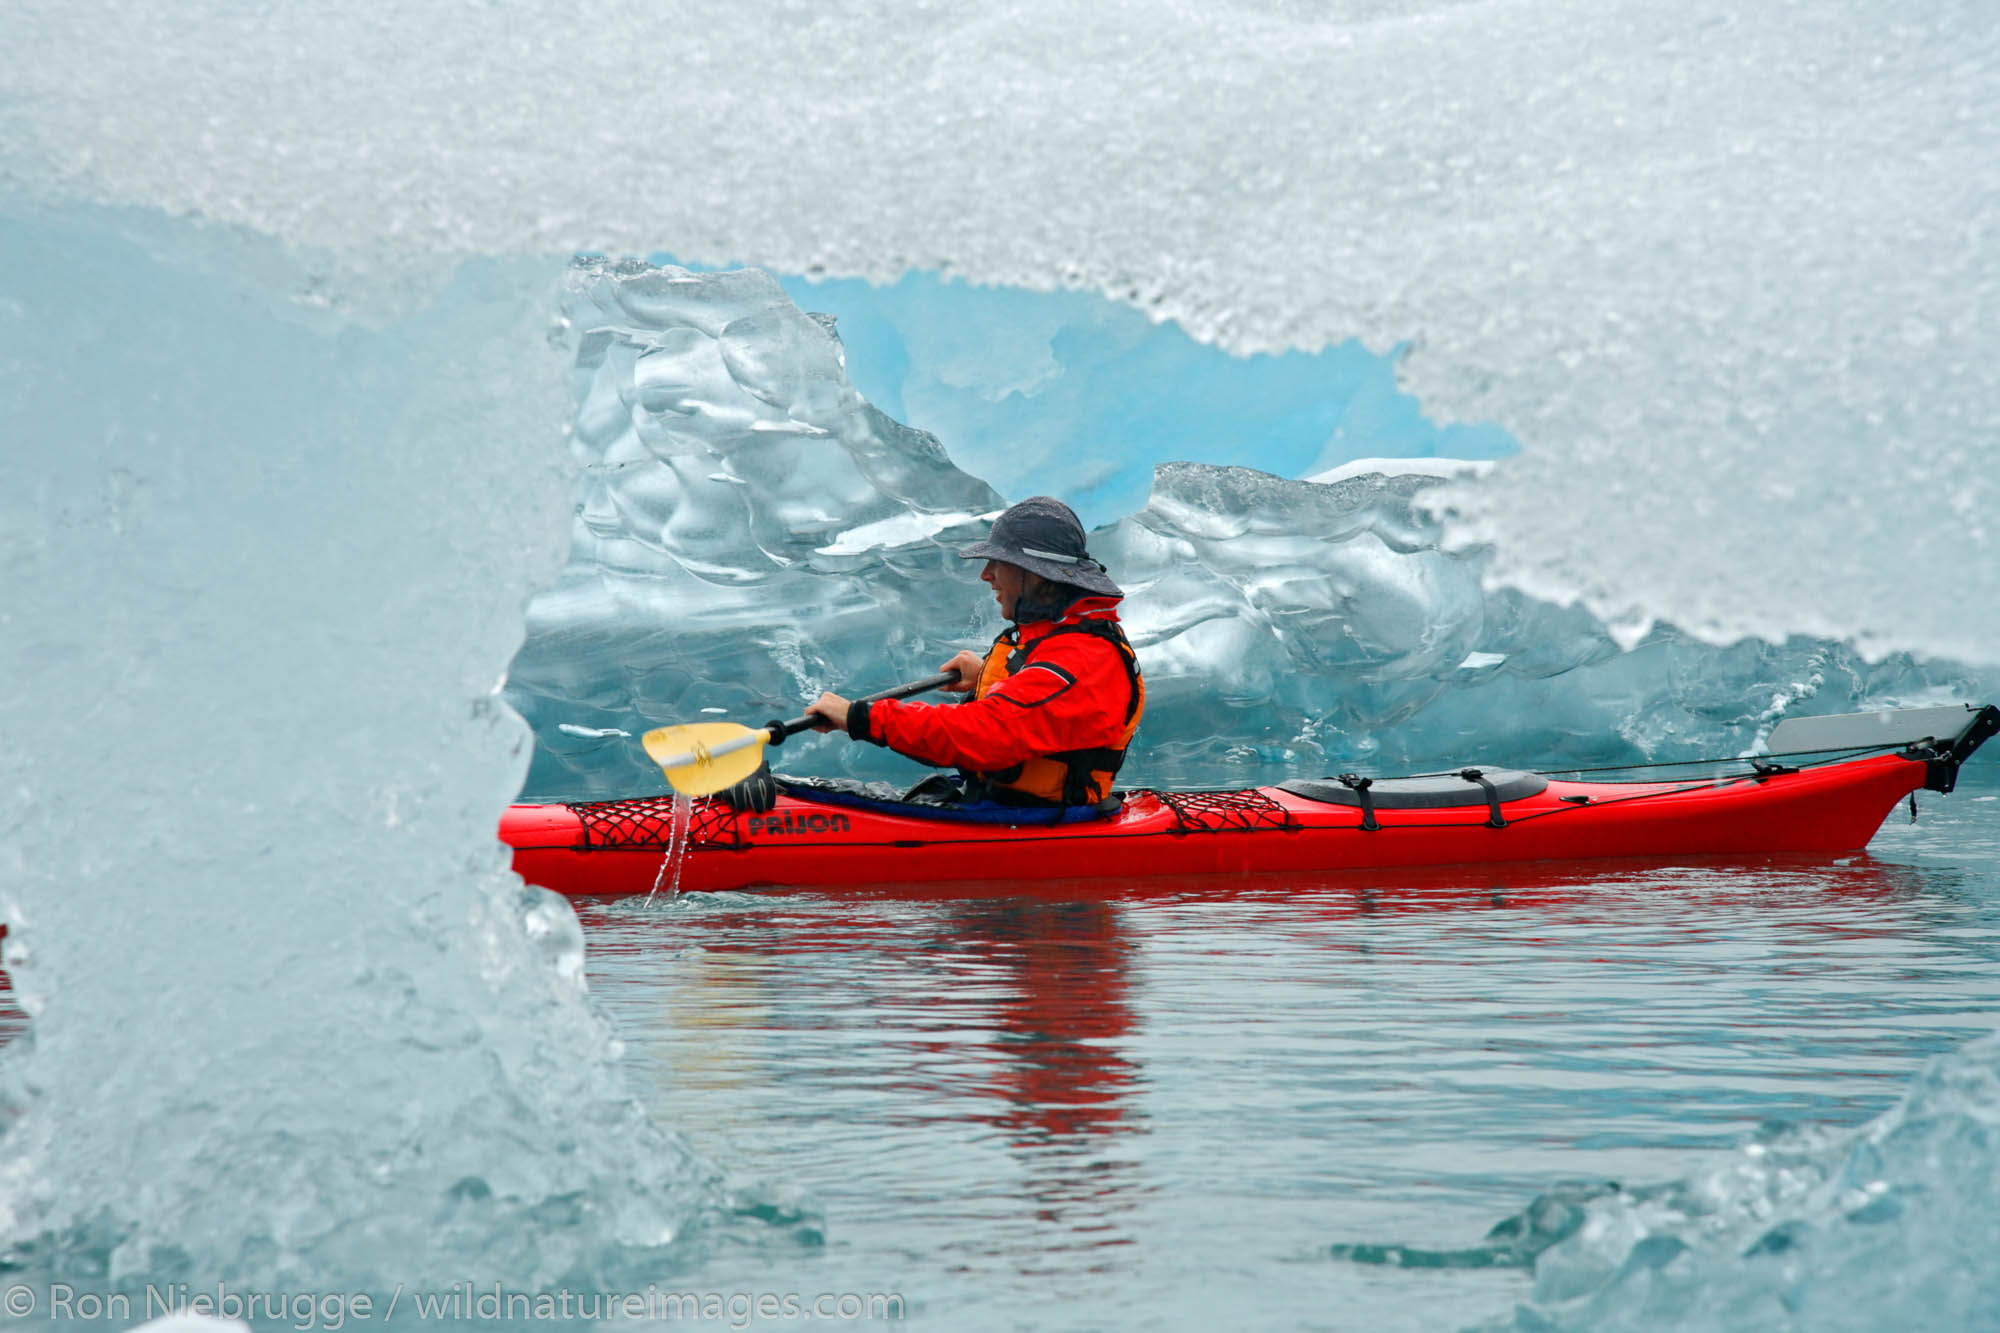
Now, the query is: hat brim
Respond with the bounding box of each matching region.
[956,539,1122,597]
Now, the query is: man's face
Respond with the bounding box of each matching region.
[980,560,1041,621]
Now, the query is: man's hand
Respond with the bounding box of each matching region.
[804,692,852,733]
[939,650,984,693]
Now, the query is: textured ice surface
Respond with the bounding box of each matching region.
[4,0,1999,1318]
[1476,1032,2000,1331]
[0,210,719,1288]
[6,0,1995,661]
[757,268,1514,527]
[507,259,1006,797]
[512,264,1993,801]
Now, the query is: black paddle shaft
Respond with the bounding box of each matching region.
[764,671,961,745]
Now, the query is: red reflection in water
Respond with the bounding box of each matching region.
[944,900,1143,1263]
[576,893,1150,1267]
[788,847,1937,915]
[947,900,1138,1146]
[579,850,1939,1272]
[0,968,25,1049]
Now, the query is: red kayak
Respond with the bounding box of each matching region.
[501,705,1996,897]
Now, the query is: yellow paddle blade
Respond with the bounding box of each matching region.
[641,722,769,796]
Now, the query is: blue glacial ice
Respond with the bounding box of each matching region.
[509,260,1997,801]
[1475,1033,2000,1331]
[0,210,743,1291]
[9,0,1992,662]
[3,0,1998,1320]
[755,267,1515,528]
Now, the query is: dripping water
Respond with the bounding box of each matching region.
[645,792,694,904]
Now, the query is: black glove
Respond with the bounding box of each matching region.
[718,760,779,813]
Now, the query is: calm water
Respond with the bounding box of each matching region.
[576,768,2000,1331]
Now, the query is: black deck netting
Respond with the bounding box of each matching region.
[565,795,743,850]
[1152,788,1298,833]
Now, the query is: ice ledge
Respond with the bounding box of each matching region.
[1303,456,1496,487]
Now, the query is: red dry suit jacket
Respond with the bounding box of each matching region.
[848,596,1140,782]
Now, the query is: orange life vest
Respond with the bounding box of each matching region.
[968,616,1146,806]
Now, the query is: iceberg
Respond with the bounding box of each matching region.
[1478,1033,2000,1331]
[759,268,1515,528]
[8,0,1991,662]
[507,259,1007,798]
[3,0,1996,1323]
[0,210,723,1289]
[511,262,1995,801]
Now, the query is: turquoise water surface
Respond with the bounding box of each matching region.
[566,767,2000,1330]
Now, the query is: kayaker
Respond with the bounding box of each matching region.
[730,496,1146,812]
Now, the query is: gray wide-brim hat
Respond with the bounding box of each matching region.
[956,496,1122,597]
